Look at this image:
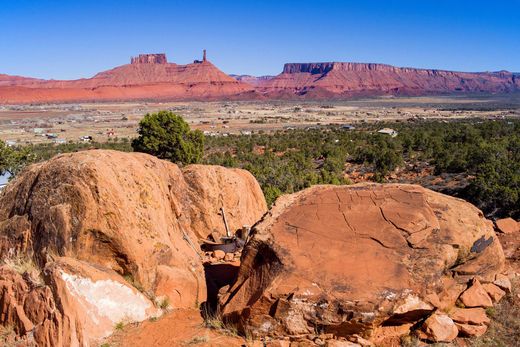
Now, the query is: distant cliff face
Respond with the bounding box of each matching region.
[0,58,519,104]
[260,62,519,97]
[131,54,168,64]
[230,74,274,86]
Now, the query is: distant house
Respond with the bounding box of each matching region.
[33,128,45,134]
[341,124,356,130]
[80,135,93,142]
[5,140,17,147]
[54,138,67,144]
[377,128,398,137]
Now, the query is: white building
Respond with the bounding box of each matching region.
[377,128,398,137]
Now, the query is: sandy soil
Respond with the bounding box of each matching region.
[106,309,245,347]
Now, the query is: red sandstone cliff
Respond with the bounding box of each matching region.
[0,53,255,103]
[0,57,518,104]
[258,62,519,98]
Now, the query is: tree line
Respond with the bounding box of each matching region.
[1,111,518,219]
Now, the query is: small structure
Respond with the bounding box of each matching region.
[54,138,67,144]
[80,135,93,143]
[5,140,17,147]
[341,124,356,130]
[378,128,398,137]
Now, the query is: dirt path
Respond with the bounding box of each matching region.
[106,309,245,347]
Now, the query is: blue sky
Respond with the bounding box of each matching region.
[1,0,519,79]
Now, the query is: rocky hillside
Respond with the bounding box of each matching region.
[0,150,266,346]
[258,62,520,98]
[0,151,517,346]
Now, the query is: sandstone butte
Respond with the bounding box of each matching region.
[0,55,519,104]
[0,53,256,104]
[0,150,513,346]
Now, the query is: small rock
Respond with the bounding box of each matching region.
[350,335,373,346]
[449,307,490,325]
[319,334,334,340]
[459,279,493,308]
[456,323,488,337]
[393,294,434,315]
[482,283,506,303]
[493,274,512,292]
[290,339,318,347]
[325,341,361,347]
[212,250,225,260]
[421,313,458,343]
[495,218,519,234]
[313,337,325,346]
[267,340,291,347]
[224,253,234,262]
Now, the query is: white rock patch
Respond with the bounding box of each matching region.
[61,271,152,324]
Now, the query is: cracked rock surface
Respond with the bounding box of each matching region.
[220,184,504,340]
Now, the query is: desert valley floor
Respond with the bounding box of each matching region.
[1,95,519,145]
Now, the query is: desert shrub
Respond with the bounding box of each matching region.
[132,111,204,165]
[4,116,519,218]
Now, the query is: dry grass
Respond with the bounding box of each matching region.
[183,335,210,345]
[2,254,44,286]
[470,279,520,347]
[0,325,16,345]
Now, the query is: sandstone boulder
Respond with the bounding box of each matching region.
[495,217,519,234]
[221,184,504,340]
[421,313,458,343]
[459,279,493,308]
[493,274,512,292]
[455,323,488,337]
[482,283,506,302]
[0,150,267,346]
[449,308,490,325]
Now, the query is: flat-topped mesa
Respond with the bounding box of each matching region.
[282,62,514,76]
[282,62,335,74]
[130,53,168,64]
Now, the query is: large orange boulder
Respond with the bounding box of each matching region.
[221,184,504,341]
[0,150,267,346]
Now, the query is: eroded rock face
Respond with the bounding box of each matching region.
[221,184,504,340]
[0,150,267,346]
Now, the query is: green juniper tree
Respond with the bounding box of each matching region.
[132,111,204,165]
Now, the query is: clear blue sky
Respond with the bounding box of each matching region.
[1,0,519,79]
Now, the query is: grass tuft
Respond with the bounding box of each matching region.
[184,335,209,345]
[471,279,520,346]
[2,254,44,286]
